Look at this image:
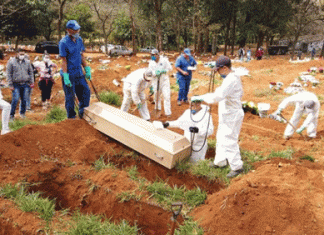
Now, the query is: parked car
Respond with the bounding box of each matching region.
[268,45,289,55]
[100,44,115,54]
[35,41,59,54]
[109,45,133,56]
[139,46,156,53]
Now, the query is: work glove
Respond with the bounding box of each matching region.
[63,73,72,87]
[296,127,306,134]
[161,69,167,74]
[156,70,162,76]
[189,127,199,133]
[149,86,154,96]
[84,66,92,81]
[137,103,142,110]
[191,96,203,102]
[163,122,169,128]
[274,108,283,116]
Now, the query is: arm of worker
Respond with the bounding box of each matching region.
[175,58,189,76]
[6,60,14,89]
[278,95,298,111]
[27,62,34,85]
[176,66,189,76]
[131,78,144,105]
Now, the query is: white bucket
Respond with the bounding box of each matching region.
[258,103,270,118]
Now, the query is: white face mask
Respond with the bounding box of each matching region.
[43,58,50,63]
[18,55,25,60]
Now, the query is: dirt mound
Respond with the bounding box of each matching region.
[191,158,324,235]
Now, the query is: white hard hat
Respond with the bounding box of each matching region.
[144,69,153,81]
[151,49,159,55]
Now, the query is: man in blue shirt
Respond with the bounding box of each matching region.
[175,48,197,106]
[59,20,92,119]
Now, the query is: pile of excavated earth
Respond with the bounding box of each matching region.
[0,50,324,234]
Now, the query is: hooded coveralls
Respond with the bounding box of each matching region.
[168,105,214,163]
[278,91,320,138]
[59,35,90,119]
[148,55,172,115]
[121,68,151,120]
[194,71,244,171]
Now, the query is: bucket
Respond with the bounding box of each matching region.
[258,103,270,118]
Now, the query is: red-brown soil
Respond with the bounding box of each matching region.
[1,50,324,234]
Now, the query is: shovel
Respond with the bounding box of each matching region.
[169,202,183,235]
[278,114,307,141]
[150,74,162,118]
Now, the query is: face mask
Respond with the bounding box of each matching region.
[220,74,227,79]
[191,110,197,114]
[18,55,25,60]
[69,33,79,39]
[43,58,50,63]
[151,56,156,61]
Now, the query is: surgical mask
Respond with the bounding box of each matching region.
[69,33,80,39]
[151,56,156,61]
[18,55,25,60]
[43,58,50,63]
[220,74,227,79]
[191,110,197,114]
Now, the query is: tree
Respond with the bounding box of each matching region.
[111,11,132,45]
[56,0,69,40]
[91,0,119,54]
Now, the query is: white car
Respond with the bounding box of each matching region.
[100,44,114,54]
[109,45,133,56]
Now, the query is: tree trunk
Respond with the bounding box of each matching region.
[58,0,66,41]
[177,20,181,51]
[154,0,163,51]
[130,0,136,55]
[15,36,19,50]
[212,33,217,55]
[230,3,237,55]
[203,27,209,53]
[224,17,231,55]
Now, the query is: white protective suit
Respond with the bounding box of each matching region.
[0,88,11,135]
[193,70,245,171]
[120,68,151,120]
[148,55,172,116]
[278,91,320,138]
[168,105,214,163]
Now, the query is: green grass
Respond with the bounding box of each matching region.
[174,217,204,235]
[99,91,122,106]
[127,166,139,181]
[116,191,142,203]
[146,181,207,208]
[0,183,55,222]
[190,79,199,85]
[9,119,38,131]
[300,155,315,162]
[171,84,179,92]
[45,105,67,123]
[207,139,216,149]
[267,148,294,160]
[66,211,138,235]
[92,156,114,171]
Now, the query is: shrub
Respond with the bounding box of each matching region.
[99,91,122,106]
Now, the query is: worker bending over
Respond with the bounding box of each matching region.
[162,100,214,163]
[273,91,320,140]
[120,68,153,121]
[191,56,246,178]
[148,49,172,117]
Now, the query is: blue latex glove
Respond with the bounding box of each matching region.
[161,69,167,74]
[296,127,306,134]
[149,86,154,95]
[156,70,161,76]
[84,66,92,81]
[63,73,71,87]
[137,103,142,109]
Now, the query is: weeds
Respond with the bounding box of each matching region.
[9,119,38,131]
[300,155,315,162]
[99,91,122,107]
[207,139,216,149]
[92,156,114,171]
[66,211,138,235]
[127,166,139,181]
[174,217,204,235]
[267,147,294,160]
[45,106,67,123]
[71,170,83,180]
[116,191,142,203]
[170,84,179,92]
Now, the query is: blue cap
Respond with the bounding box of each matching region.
[66,20,81,30]
[184,48,191,56]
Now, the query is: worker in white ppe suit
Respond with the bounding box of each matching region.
[161,100,214,163]
[191,56,246,178]
[273,91,320,139]
[0,82,11,135]
[120,68,153,121]
[148,49,172,116]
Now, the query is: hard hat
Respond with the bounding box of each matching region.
[151,49,159,55]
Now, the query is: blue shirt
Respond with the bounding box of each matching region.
[59,35,85,77]
[175,54,197,80]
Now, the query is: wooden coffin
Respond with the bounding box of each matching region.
[83,102,191,169]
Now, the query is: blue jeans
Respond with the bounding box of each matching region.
[20,86,32,111]
[10,83,29,117]
[177,77,191,102]
[62,74,90,119]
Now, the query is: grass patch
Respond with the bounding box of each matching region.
[66,211,138,235]
[267,147,294,160]
[190,160,230,184]
[0,183,55,222]
[190,79,199,85]
[45,105,67,123]
[174,217,204,235]
[146,181,207,208]
[9,119,38,131]
[300,155,315,162]
[253,88,275,97]
[127,166,139,181]
[207,139,216,149]
[92,156,114,171]
[171,84,179,92]
[99,91,122,106]
[116,191,142,203]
